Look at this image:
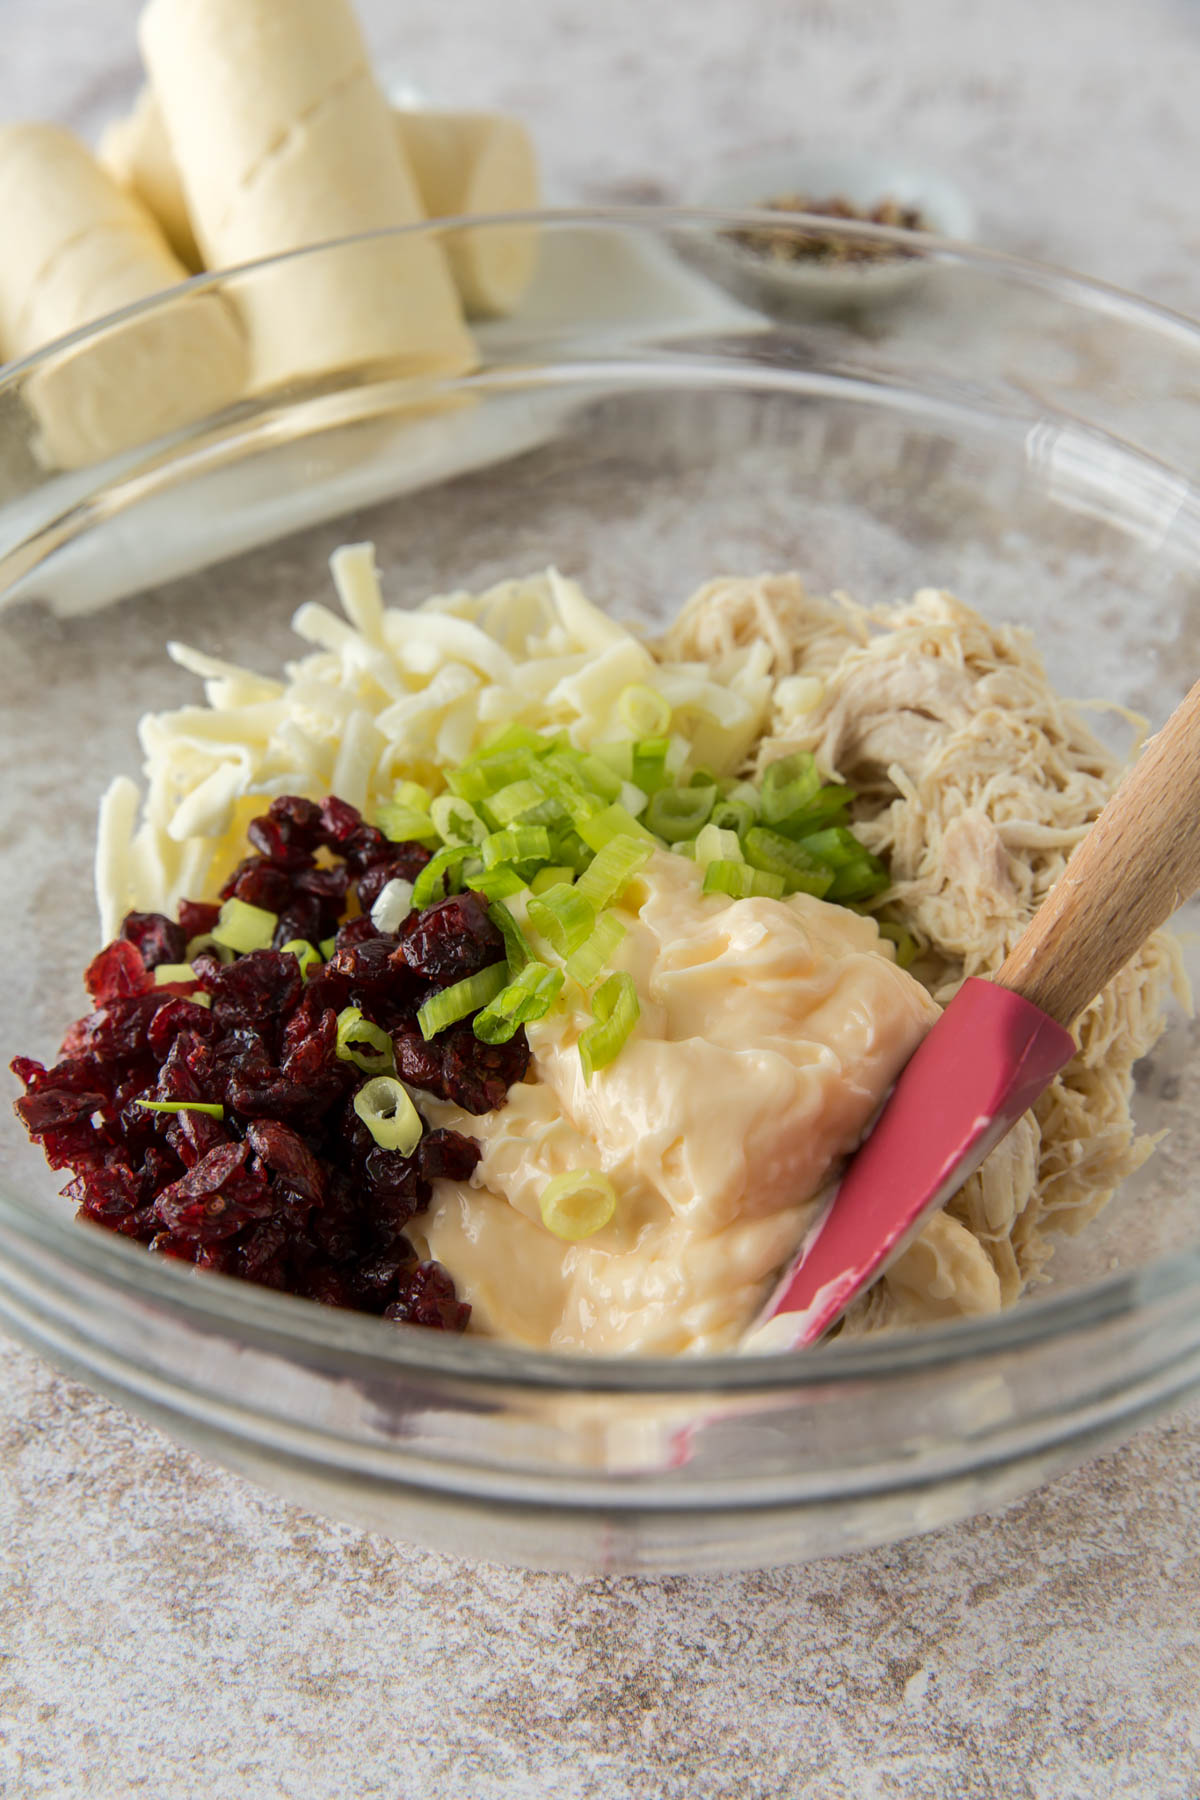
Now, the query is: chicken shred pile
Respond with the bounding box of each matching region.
[662,575,1189,1334]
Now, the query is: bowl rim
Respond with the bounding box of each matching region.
[2,204,1199,1395]
[3,202,1200,388]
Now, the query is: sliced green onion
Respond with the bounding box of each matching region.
[688,764,722,790]
[565,913,627,987]
[447,748,535,802]
[743,826,835,898]
[464,865,528,902]
[319,936,337,960]
[576,752,623,802]
[575,834,653,909]
[474,962,565,1044]
[578,972,640,1083]
[549,827,592,874]
[709,797,756,836]
[591,740,633,781]
[702,860,786,900]
[153,962,201,986]
[279,938,323,977]
[527,883,596,957]
[830,863,890,903]
[394,779,432,813]
[352,1076,423,1155]
[618,781,649,818]
[617,683,672,737]
[485,779,549,826]
[430,794,487,846]
[643,784,716,841]
[487,899,532,974]
[481,825,552,869]
[376,801,441,845]
[694,822,743,868]
[412,845,469,907]
[771,785,852,838]
[211,897,278,955]
[760,751,823,828]
[576,803,657,853]
[878,920,919,968]
[478,721,548,758]
[631,735,670,793]
[726,779,761,817]
[538,1169,618,1241]
[184,931,236,965]
[530,864,576,896]
[534,756,603,819]
[335,1006,395,1074]
[797,828,889,901]
[417,961,510,1040]
[135,1099,224,1118]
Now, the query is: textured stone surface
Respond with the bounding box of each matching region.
[2,0,1200,1795]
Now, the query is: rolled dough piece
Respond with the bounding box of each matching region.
[0,123,246,468]
[394,110,540,317]
[99,89,540,317]
[98,85,202,272]
[139,0,476,389]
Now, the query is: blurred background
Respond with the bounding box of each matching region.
[3,0,1198,314]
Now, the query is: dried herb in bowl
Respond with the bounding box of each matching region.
[728,193,928,265]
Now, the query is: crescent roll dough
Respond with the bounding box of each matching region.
[138,0,475,389]
[100,89,540,319]
[0,122,246,468]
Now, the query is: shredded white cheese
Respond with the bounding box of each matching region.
[95,546,773,929]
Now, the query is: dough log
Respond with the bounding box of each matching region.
[139,0,476,389]
[99,85,202,272]
[395,109,539,317]
[101,89,540,319]
[0,122,246,468]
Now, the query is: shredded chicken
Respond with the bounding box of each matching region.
[662,576,1189,1332]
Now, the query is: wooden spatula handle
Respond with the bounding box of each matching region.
[995,677,1200,1027]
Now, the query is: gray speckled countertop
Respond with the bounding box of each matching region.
[2,2,1200,1795]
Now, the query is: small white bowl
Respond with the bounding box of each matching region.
[692,150,976,309]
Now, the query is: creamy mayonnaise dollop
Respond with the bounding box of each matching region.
[411,851,939,1354]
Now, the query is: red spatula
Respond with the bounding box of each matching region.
[759,676,1200,1349]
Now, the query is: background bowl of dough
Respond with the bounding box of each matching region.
[1,210,1199,1576]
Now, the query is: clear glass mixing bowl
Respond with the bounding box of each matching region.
[0,211,1198,1574]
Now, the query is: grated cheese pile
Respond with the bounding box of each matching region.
[97,551,1188,1338]
[96,546,774,943]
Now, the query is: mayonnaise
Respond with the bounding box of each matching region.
[412,851,939,1354]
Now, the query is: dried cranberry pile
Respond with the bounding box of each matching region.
[10,795,532,1332]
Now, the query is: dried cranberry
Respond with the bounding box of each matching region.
[272,893,325,951]
[119,911,186,971]
[179,898,221,941]
[418,1128,482,1184]
[247,812,317,870]
[355,845,431,914]
[334,915,379,950]
[244,1119,327,1207]
[220,855,294,914]
[398,891,504,986]
[9,792,522,1338]
[197,949,302,1038]
[84,940,153,1004]
[317,796,366,849]
[385,1260,470,1331]
[154,1141,273,1242]
[146,996,220,1060]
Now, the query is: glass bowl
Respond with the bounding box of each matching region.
[1,210,1198,1575]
